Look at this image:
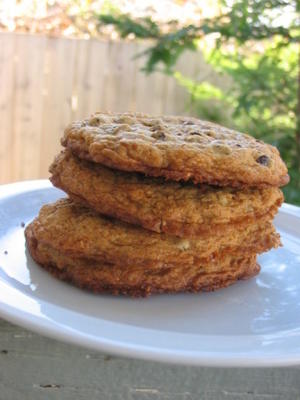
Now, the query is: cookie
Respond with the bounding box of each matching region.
[26,225,259,297]
[62,112,289,187]
[25,199,280,269]
[50,150,284,237]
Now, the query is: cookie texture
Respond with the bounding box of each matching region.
[26,223,259,297]
[50,150,284,237]
[62,112,289,187]
[25,199,280,270]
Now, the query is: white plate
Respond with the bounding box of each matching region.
[0,180,300,367]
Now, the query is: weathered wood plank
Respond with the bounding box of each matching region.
[71,37,90,120]
[111,41,138,112]
[0,33,15,183]
[102,40,124,112]
[134,42,168,115]
[163,49,197,116]
[38,35,77,178]
[0,319,300,400]
[10,34,46,182]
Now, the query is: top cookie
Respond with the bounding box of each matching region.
[62,112,289,187]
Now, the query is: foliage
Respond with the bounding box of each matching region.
[97,0,300,204]
[98,13,199,73]
[201,42,298,203]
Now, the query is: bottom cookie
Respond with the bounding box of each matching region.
[26,226,260,297]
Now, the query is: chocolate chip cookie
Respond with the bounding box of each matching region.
[62,112,289,187]
[25,199,280,272]
[50,150,284,237]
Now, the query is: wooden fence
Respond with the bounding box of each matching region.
[0,32,228,183]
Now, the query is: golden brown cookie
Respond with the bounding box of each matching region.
[25,199,280,269]
[62,112,289,187]
[26,225,259,297]
[50,150,284,237]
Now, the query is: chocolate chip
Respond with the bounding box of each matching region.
[4,251,8,255]
[190,131,201,136]
[256,155,270,166]
[151,131,166,140]
[211,143,232,155]
[21,222,25,227]
[89,117,100,126]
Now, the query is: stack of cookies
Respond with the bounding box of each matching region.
[25,112,289,296]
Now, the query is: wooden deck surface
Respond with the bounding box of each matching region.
[0,319,300,400]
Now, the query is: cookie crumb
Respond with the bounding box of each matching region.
[151,131,166,140]
[256,155,270,166]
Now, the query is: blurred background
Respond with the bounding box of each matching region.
[0,0,298,203]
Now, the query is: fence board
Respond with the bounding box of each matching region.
[0,32,229,183]
[71,38,91,120]
[10,34,46,182]
[110,41,138,112]
[0,33,15,182]
[39,36,77,178]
